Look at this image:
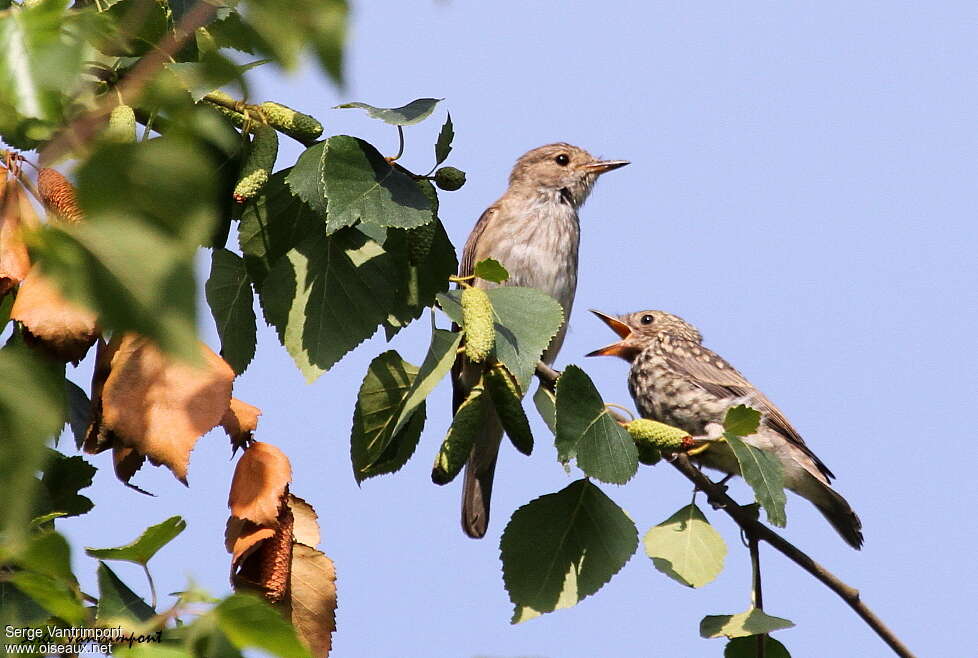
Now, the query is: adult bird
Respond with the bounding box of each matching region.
[455,143,629,539]
[588,309,863,549]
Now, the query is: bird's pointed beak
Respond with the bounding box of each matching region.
[586,310,633,358]
[584,159,630,175]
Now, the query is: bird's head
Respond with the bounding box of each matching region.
[509,143,628,207]
[586,309,702,361]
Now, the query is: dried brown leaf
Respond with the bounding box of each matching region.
[10,267,99,363]
[225,517,275,564]
[37,168,83,223]
[288,494,321,548]
[287,544,337,657]
[228,441,292,525]
[0,178,31,297]
[221,397,262,451]
[101,334,234,483]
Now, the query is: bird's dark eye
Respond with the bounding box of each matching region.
[640,314,654,325]
[555,154,569,166]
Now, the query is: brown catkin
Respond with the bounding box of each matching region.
[37,168,83,223]
[259,497,295,603]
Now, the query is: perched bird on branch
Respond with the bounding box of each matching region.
[454,143,628,538]
[588,309,863,549]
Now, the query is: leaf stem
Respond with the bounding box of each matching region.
[389,125,405,162]
[142,564,158,610]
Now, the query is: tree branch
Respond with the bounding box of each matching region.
[670,454,915,658]
[40,0,219,165]
[532,362,915,658]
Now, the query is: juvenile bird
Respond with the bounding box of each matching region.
[588,309,863,549]
[455,143,629,538]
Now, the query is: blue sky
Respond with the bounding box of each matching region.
[62,2,977,656]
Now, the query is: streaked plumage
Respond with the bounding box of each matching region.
[589,309,863,549]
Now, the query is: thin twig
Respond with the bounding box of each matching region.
[670,454,916,658]
[532,364,916,658]
[39,0,219,165]
[748,532,765,658]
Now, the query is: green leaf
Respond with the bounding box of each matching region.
[214,593,310,658]
[473,258,509,283]
[350,351,426,483]
[90,0,168,57]
[725,635,792,658]
[285,141,328,217]
[0,1,93,148]
[321,135,432,233]
[206,249,257,375]
[700,607,795,639]
[85,516,186,565]
[554,365,638,485]
[164,55,266,102]
[258,227,400,381]
[501,479,637,617]
[643,504,727,588]
[431,384,486,485]
[35,135,227,361]
[723,432,787,527]
[382,180,456,337]
[0,344,65,551]
[434,112,454,166]
[96,562,155,622]
[241,0,346,83]
[36,451,96,519]
[16,531,74,583]
[391,328,461,437]
[239,169,321,286]
[9,571,84,625]
[336,98,442,126]
[437,287,564,390]
[532,384,557,434]
[64,379,91,449]
[724,404,761,436]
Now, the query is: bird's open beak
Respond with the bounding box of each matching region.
[584,160,630,174]
[586,310,632,357]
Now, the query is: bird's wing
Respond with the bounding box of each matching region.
[453,206,498,411]
[458,206,497,278]
[660,337,835,480]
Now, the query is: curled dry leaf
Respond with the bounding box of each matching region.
[100,334,235,483]
[0,173,31,296]
[37,168,83,223]
[228,441,293,526]
[229,495,294,603]
[288,544,337,658]
[10,268,99,363]
[221,397,262,452]
[225,516,275,565]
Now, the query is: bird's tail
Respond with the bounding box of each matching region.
[460,411,503,539]
[810,480,864,550]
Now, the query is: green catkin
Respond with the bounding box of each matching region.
[625,418,690,452]
[434,166,466,191]
[461,287,494,362]
[259,102,324,142]
[484,364,533,455]
[105,105,136,143]
[432,385,486,484]
[233,125,279,203]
